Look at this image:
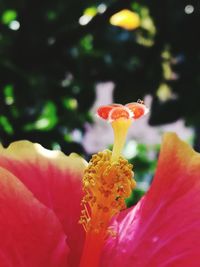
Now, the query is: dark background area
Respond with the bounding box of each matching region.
[0,0,200,158]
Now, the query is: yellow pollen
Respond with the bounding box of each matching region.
[80,150,136,234]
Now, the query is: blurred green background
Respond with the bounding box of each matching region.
[0,0,199,200]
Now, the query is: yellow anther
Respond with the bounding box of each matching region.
[80,150,136,233]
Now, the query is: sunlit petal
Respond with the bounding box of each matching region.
[0,167,69,267]
[0,141,87,267]
[101,133,200,266]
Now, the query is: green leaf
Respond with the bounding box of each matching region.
[0,116,14,135]
[84,7,97,17]
[3,84,14,105]
[24,101,58,131]
[2,10,17,25]
[46,10,57,21]
[80,34,93,52]
[62,97,78,110]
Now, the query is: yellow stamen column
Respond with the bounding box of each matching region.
[111,119,132,162]
[79,118,136,267]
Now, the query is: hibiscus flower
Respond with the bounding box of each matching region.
[0,101,199,267]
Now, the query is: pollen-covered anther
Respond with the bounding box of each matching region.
[80,150,136,233]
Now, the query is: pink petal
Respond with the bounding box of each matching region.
[101,133,200,266]
[0,141,87,267]
[0,167,69,267]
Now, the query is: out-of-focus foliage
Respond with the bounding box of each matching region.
[126,142,158,206]
[0,0,199,156]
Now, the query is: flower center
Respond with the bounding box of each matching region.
[79,101,148,267]
[79,150,135,267]
[80,150,135,233]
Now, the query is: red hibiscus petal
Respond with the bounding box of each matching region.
[101,133,200,266]
[0,141,87,267]
[0,167,69,267]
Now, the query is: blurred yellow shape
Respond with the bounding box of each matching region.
[157,83,172,102]
[110,9,140,30]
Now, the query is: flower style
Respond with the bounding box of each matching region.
[0,100,200,267]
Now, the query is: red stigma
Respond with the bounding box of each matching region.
[97,100,148,122]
